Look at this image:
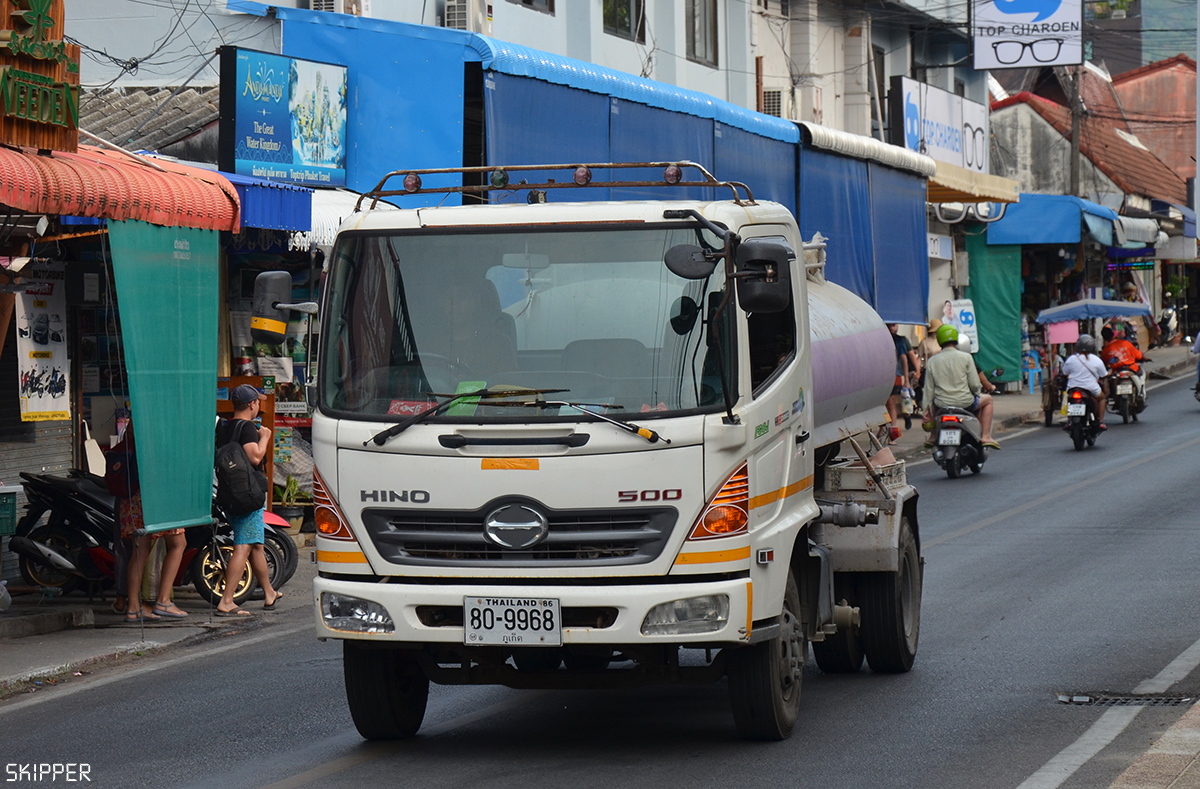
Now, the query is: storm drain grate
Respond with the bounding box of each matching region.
[1056,693,1196,707]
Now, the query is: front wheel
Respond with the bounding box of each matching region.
[17,520,81,594]
[190,542,255,606]
[727,570,805,740]
[344,642,429,740]
[859,516,921,673]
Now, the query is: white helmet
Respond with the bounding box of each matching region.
[957,335,973,352]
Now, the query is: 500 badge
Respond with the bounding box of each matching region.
[618,489,682,503]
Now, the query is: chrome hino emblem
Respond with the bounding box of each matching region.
[483,504,548,550]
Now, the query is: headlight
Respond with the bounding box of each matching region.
[321,592,394,633]
[640,594,729,635]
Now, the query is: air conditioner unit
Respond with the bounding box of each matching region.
[443,0,492,35]
[309,0,371,16]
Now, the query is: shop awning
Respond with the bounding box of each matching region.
[220,171,312,231]
[986,194,1117,246]
[1151,200,1197,238]
[1035,298,1152,324]
[289,188,396,251]
[0,145,240,232]
[927,161,1020,204]
[1114,216,1161,247]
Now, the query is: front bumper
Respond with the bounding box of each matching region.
[313,575,752,646]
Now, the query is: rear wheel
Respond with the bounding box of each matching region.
[264,530,298,588]
[1070,420,1085,451]
[727,570,805,740]
[344,642,429,740]
[1119,396,1130,424]
[945,453,961,479]
[17,520,81,594]
[860,516,921,673]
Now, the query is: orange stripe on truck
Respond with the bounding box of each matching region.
[317,550,368,564]
[674,546,751,565]
[749,475,813,510]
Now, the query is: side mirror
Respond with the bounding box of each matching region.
[735,239,792,314]
[669,296,700,335]
[665,244,718,280]
[251,271,292,346]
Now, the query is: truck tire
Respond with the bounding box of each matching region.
[344,642,429,740]
[859,516,921,673]
[727,570,805,740]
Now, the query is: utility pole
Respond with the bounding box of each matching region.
[1069,65,1081,197]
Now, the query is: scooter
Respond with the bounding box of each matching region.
[1107,367,1146,424]
[10,469,297,603]
[931,407,988,479]
[1064,387,1102,450]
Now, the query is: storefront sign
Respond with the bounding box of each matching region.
[218,47,347,187]
[928,233,953,261]
[0,0,80,150]
[972,0,1083,70]
[940,298,979,353]
[16,258,70,420]
[889,77,990,174]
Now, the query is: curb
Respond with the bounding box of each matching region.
[0,606,94,640]
[0,640,163,692]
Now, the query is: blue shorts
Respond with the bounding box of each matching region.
[230,507,265,545]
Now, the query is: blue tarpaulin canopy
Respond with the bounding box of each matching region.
[987,194,1118,246]
[1035,298,1152,324]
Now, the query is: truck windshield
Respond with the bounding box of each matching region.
[320,225,731,421]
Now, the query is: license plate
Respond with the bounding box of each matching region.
[939,430,961,445]
[1116,384,1133,395]
[1067,403,1086,416]
[464,596,562,646]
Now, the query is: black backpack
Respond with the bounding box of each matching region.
[215,419,268,516]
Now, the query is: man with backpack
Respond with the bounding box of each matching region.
[214,384,281,616]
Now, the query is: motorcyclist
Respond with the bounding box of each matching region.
[922,324,999,449]
[1061,334,1109,430]
[1100,325,1145,406]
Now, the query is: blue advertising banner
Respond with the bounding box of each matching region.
[220,47,347,188]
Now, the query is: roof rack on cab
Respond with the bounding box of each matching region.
[355,161,756,210]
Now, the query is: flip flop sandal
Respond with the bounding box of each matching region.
[153,603,189,619]
[126,610,161,622]
[263,593,284,611]
[214,607,253,617]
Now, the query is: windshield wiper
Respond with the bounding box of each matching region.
[487,399,671,444]
[364,387,568,446]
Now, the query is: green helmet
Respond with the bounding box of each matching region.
[935,324,959,346]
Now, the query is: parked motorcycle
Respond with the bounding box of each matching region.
[931,407,988,479]
[1064,388,1103,450]
[10,469,297,604]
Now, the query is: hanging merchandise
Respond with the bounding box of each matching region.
[16,260,70,421]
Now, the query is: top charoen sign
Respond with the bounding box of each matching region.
[972,0,1083,70]
[0,0,81,151]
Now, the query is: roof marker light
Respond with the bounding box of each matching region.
[490,170,509,188]
[663,165,683,184]
[573,166,592,185]
[402,173,422,193]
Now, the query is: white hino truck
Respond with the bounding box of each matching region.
[268,162,921,741]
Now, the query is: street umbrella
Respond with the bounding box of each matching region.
[1035,298,1152,324]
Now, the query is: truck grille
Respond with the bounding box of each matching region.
[360,501,677,567]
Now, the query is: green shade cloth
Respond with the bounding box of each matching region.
[108,220,219,532]
[965,234,1022,384]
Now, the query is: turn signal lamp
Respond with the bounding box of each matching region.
[490,170,510,188]
[689,464,749,540]
[573,166,592,185]
[313,468,355,540]
[402,173,422,193]
[663,165,683,184]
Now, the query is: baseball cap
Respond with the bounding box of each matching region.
[230,384,265,406]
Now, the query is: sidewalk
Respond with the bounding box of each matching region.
[886,342,1196,462]
[0,536,315,697]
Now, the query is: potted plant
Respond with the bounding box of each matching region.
[274,476,305,534]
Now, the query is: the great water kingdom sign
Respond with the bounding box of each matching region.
[218,46,347,188]
[0,0,80,151]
